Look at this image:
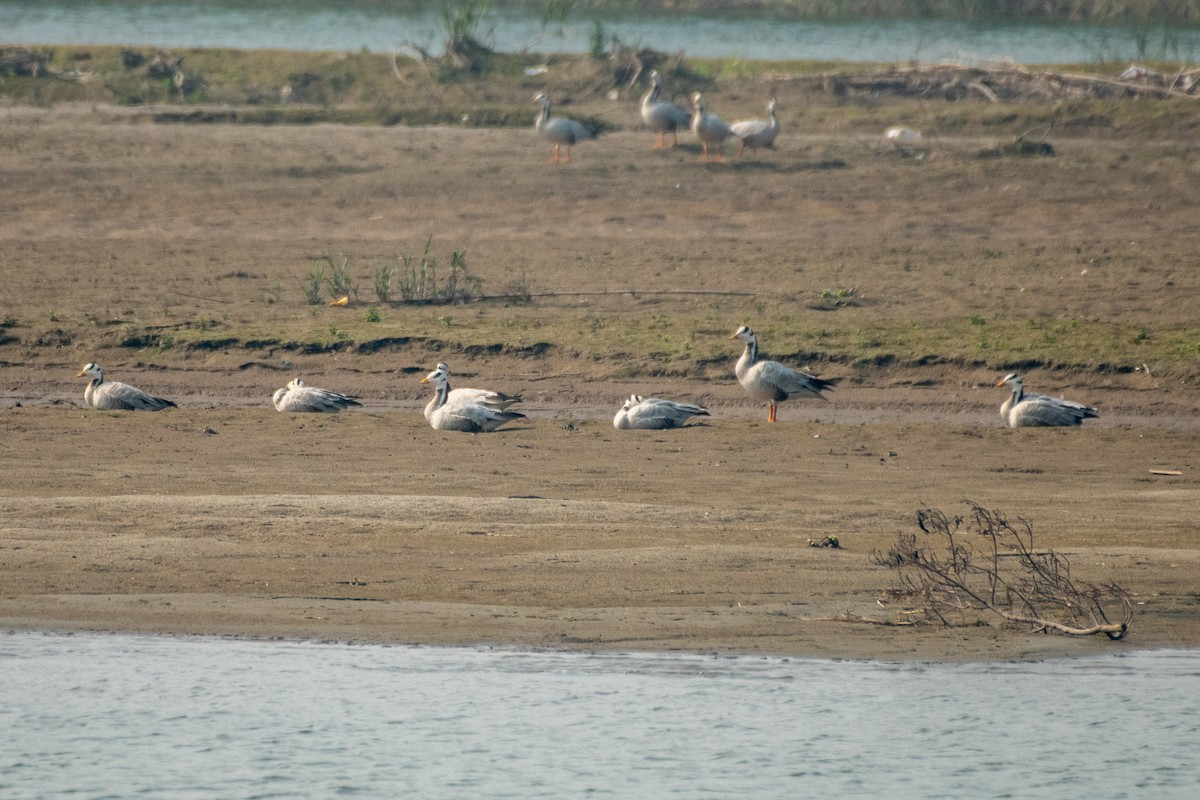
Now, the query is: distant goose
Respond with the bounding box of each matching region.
[730,326,839,422]
[421,368,525,432]
[533,92,596,164]
[883,125,923,150]
[729,98,780,158]
[272,378,362,413]
[613,394,709,430]
[997,373,1098,428]
[691,93,732,163]
[77,363,176,411]
[640,69,692,149]
[424,362,521,410]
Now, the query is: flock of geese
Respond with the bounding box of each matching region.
[76,325,1100,431]
[535,69,781,164]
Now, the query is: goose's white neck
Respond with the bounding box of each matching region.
[425,382,450,420]
[735,337,758,380]
[84,376,102,405]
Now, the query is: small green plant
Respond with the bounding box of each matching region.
[372,260,396,303]
[443,247,482,302]
[440,0,493,74]
[588,20,607,60]
[540,0,577,26]
[364,305,381,323]
[501,262,532,302]
[47,310,58,322]
[268,278,284,305]
[397,236,484,304]
[302,261,325,305]
[324,253,354,301]
[399,236,436,302]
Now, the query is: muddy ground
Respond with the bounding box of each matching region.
[0,99,1197,660]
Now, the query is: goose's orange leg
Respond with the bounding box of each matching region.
[768,402,777,423]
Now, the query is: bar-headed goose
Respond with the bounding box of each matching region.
[77,363,176,411]
[613,394,709,430]
[424,362,521,410]
[730,98,780,158]
[534,92,596,165]
[729,326,838,422]
[691,93,732,163]
[421,368,525,432]
[640,70,691,148]
[272,378,362,413]
[997,373,1098,428]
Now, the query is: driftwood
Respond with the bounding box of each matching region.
[821,63,1200,102]
[872,501,1132,639]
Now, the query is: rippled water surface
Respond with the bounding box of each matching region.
[4,0,1200,63]
[2,632,1198,798]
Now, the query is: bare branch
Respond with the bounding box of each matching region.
[872,501,1132,640]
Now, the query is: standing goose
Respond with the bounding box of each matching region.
[533,92,596,165]
[424,362,521,410]
[421,368,525,432]
[77,363,176,411]
[690,93,732,163]
[729,98,780,158]
[614,394,710,430]
[272,378,362,413]
[996,373,1098,428]
[640,69,691,149]
[730,326,839,422]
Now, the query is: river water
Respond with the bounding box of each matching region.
[2,632,1197,798]
[3,0,1199,64]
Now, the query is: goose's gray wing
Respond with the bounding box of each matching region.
[543,116,595,146]
[1012,396,1097,427]
[694,112,732,142]
[623,398,709,429]
[277,385,361,413]
[750,360,838,400]
[730,119,771,139]
[645,101,691,131]
[448,387,522,410]
[94,380,176,411]
[433,401,525,432]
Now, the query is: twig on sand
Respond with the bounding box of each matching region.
[477,288,755,300]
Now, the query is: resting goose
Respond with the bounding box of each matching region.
[691,93,732,163]
[730,326,838,422]
[613,394,709,430]
[730,98,780,158]
[272,378,362,413]
[77,362,176,411]
[424,362,521,410]
[997,373,1098,428]
[421,368,525,432]
[533,92,596,164]
[640,70,691,149]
